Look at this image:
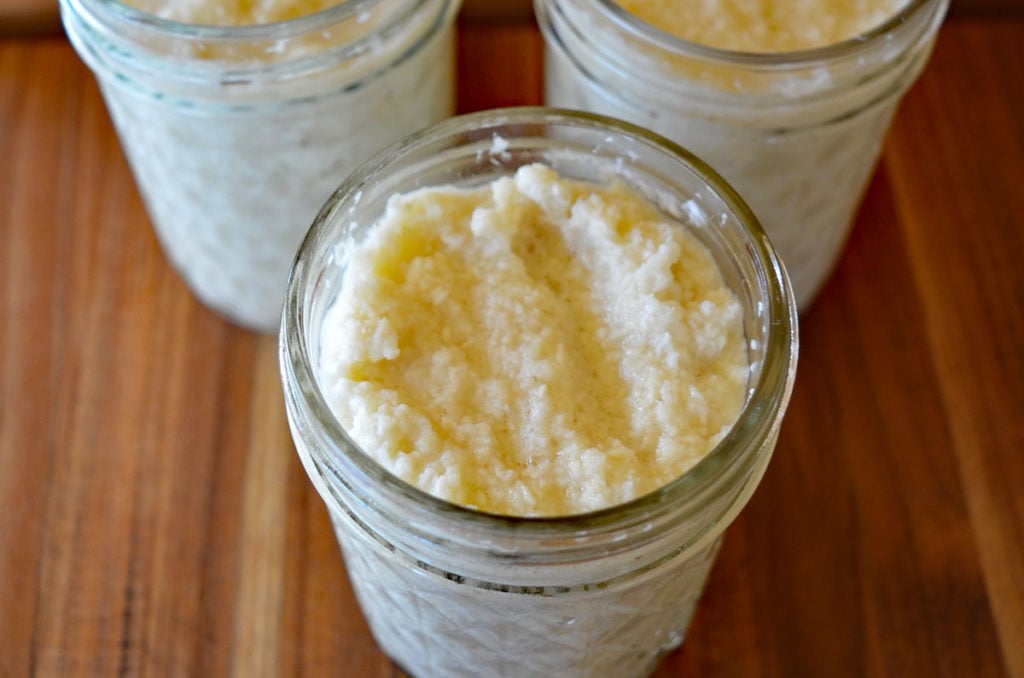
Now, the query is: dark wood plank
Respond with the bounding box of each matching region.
[884,19,1024,678]
[457,20,544,112]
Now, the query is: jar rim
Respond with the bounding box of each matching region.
[281,106,798,537]
[79,0,404,41]
[62,0,456,99]
[588,0,945,67]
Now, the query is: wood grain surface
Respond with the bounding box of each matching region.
[1,14,1022,678]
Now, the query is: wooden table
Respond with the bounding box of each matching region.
[2,13,1021,678]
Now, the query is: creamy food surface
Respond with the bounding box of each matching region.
[123,0,339,24]
[318,164,749,517]
[615,0,910,52]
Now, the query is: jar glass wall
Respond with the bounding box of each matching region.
[60,0,460,331]
[535,0,949,309]
[280,107,799,677]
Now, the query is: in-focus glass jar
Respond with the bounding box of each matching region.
[61,0,460,331]
[280,107,798,677]
[535,0,949,309]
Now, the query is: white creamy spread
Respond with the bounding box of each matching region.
[615,0,910,52]
[318,164,749,517]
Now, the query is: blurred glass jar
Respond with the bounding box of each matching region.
[60,0,460,331]
[535,0,949,309]
[280,107,798,677]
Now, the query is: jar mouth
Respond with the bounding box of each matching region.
[65,0,456,98]
[593,0,942,67]
[282,106,798,536]
[91,0,388,41]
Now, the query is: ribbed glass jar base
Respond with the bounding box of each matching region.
[335,511,722,678]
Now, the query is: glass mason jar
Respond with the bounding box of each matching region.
[535,0,949,309]
[60,0,460,331]
[279,107,799,677]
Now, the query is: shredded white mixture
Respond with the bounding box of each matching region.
[319,164,749,516]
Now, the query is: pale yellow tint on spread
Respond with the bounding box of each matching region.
[318,164,749,517]
[615,0,909,52]
[123,0,341,25]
